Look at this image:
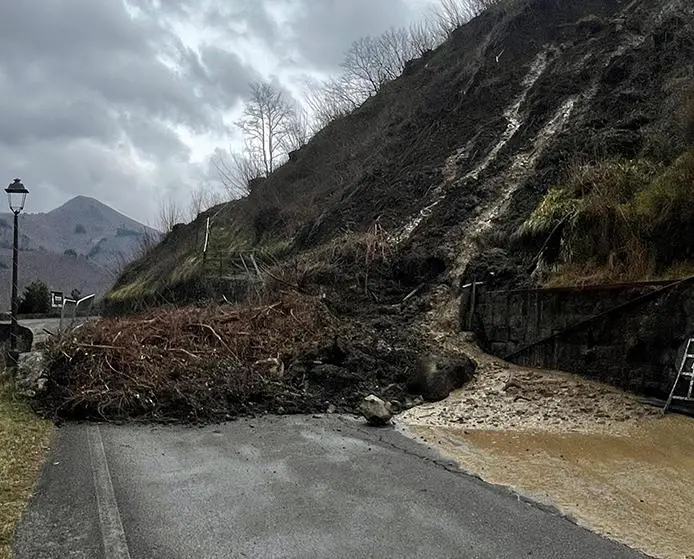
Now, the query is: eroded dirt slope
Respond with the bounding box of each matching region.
[110,0,694,308]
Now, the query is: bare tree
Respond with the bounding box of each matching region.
[158,197,183,233]
[432,0,502,36]
[432,0,474,36]
[283,104,311,152]
[188,184,224,221]
[302,1,502,134]
[378,27,419,78]
[214,149,263,197]
[236,81,295,176]
[339,26,436,100]
[304,76,363,130]
[340,35,388,97]
[408,19,444,55]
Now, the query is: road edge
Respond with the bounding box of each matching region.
[88,425,131,559]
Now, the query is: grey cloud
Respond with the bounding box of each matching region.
[118,114,191,161]
[290,0,422,68]
[0,0,430,224]
[0,88,119,147]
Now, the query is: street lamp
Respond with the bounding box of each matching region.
[5,179,29,365]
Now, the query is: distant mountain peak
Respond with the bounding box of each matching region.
[47,196,157,232]
[52,195,110,212]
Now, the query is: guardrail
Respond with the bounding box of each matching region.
[59,294,96,331]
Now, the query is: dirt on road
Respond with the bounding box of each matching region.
[398,342,694,559]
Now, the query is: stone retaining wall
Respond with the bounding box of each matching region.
[462,279,694,397]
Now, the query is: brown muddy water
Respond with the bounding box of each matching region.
[401,415,694,559]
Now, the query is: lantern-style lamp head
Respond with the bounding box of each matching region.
[5,179,28,214]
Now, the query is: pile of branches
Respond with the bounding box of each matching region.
[38,291,401,423]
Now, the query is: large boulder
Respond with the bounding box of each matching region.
[359,395,393,426]
[16,351,48,398]
[407,354,477,402]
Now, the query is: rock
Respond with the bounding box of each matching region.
[252,357,285,378]
[16,351,47,398]
[359,395,393,426]
[407,354,477,402]
[327,404,337,414]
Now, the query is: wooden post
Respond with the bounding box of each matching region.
[202,217,210,267]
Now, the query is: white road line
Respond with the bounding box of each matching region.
[87,425,132,559]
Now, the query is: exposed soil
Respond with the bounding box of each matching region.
[108,0,694,310]
[398,342,660,433]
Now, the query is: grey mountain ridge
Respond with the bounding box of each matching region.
[0,196,160,309]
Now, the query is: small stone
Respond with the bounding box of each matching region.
[327,404,337,414]
[359,395,393,427]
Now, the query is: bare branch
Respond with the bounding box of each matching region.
[214,150,263,197]
[236,81,296,176]
[158,197,183,234]
[432,0,502,36]
[283,104,311,152]
[188,185,224,221]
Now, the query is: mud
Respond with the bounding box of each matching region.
[398,359,660,433]
[401,417,694,559]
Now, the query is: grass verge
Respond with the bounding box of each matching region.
[0,379,53,559]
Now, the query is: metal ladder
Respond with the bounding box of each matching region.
[664,338,694,412]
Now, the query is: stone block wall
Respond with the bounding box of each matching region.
[462,279,694,397]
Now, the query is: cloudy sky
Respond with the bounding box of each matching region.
[0,0,436,225]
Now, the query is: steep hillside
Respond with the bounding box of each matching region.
[108,0,694,312]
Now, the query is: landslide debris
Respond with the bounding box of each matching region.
[399,332,661,433]
[37,292,428,423]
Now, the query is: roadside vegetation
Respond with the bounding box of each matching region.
[0,379,53,559]
[518,85,694,287]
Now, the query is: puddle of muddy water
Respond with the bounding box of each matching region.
[400,415,694,559]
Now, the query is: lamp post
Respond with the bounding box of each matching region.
[5,179,28,365]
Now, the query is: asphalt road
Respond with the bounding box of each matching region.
[13,416,645,559]
[14,317,91,344]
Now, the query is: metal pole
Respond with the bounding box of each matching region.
[468,277,477,331]
[9,210,19,364]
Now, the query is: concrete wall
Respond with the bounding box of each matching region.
[462,279,694,397]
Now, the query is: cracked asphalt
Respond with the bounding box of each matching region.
[13,415,645,558]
